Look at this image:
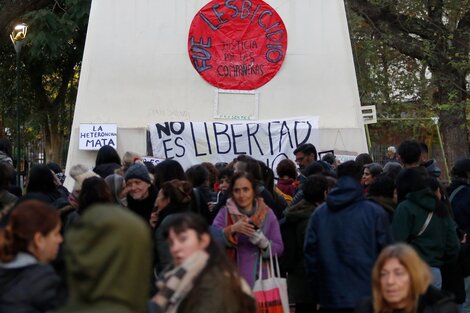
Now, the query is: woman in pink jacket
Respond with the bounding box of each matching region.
[212,171,283,287]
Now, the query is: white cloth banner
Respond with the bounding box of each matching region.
[149,117,319,169]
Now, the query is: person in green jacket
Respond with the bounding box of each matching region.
[57,203,153,313]
[392,169,460,289]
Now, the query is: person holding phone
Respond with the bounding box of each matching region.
[212,171,283,287]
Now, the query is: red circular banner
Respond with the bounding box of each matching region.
[188,0,288,90]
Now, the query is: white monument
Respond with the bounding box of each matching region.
[65,0,367,187]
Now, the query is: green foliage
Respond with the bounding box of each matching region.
[347,0,470,163]
[346,0,469,115]
[348,9,433,117]
[0,0,91,163]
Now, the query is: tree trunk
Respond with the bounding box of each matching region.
[439,106,469,169]
[45,128,63,165]
[432,69,470,168]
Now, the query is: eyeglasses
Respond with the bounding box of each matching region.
[295,156,305,163]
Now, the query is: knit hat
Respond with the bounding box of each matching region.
[124,163,151,184]
[451,158,470,178]
[70,164,99,192]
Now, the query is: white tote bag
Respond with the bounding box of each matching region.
[252,245,289,313]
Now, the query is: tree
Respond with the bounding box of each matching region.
[0,0,53,46]
[346,0,470,166]
[0,0,91,165]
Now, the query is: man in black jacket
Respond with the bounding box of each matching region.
[448,158,470,311]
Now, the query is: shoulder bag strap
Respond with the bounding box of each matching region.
[449,185,466,203]
[416,211,434,237]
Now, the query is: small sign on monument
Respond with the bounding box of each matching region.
[79,124,117,150]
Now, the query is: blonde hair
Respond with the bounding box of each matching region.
[120,151,142,173]
[372,244,431,313]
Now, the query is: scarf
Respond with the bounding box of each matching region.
[155,250,209,313]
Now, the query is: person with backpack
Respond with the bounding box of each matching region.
[393,169,460,289]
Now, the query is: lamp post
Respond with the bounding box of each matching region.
[10,23,28,187]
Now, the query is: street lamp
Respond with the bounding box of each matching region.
[10,23,28,187]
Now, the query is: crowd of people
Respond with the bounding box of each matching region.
[0,138,468,313]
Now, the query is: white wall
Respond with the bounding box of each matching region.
[65,0,367,188]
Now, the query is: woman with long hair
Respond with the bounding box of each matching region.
[0,200,63,312]
[151,179,192,274]
[150,213,255,313]
[212,171,283,287]
[26,165,63,204]
[354,243,457,313]
[393,169,460,289]
[362,163,383,195]
[93,145,121,178]
[78,176,113,214]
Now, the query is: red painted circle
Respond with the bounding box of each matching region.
[188,0,288,90]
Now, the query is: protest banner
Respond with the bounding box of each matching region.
[79,124,117,150]
[188,0,287,90]
[149,117,319,169]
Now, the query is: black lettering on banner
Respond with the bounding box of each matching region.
[174,137,186,157]
[162,139,174,159]
[108,139,115,146]
[231,123,246,154]
[213,122,231,154]
[246,123,263,155]
[86,140,94,147]
[204,122,212,154]
[155,123,170,139]
[294,121,312,146]
[190,122,207,157]
[190,37,213,73]
[170,122,185,135]
[268,121,280,155]
[279,121,293,152]
[156,122,185,139]
[155,123,171,138]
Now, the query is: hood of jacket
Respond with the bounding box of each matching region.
[367,196,395,214]
[0,253,38,295]
[326,176,365,212]
[285,199,317,222]
[93,163,121,179]
[406,188,437,212]
[58,204,152,313]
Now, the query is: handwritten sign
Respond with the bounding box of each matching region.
[188,0,288,90]
[79,124,117,150]
[142,156,164,166]
[149,117,319,169]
